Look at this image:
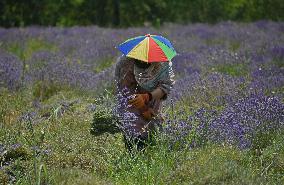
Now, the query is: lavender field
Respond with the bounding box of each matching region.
[1,21,284,184]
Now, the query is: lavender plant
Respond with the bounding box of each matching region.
[164,94,284,150]
[0,50,22,91]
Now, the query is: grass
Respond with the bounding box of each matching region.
[212,63,249,77]
[93,57,115,73]
[1,87,283,185]
[4,38,57,61]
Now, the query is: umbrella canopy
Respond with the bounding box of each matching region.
[117,34,177,62]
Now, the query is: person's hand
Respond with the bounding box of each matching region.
[142,108,155,120]
[128,93,151,109]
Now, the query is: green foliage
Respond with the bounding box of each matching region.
[251,131,276,151]
[6,38,57,61]
[248,131,284,182]
[0,89,31,125]
[90,92,120,136]
[108,144,180,184]
[0,0,283,27]
[1,146,30,163]
[272,59,284,68]
[32,81,62,101]
[213,63,249,77]
[51,169,110,185]
[94,58,115,73]
[91,109,119,136]
[0,170,9,185]
[230,41,241,52]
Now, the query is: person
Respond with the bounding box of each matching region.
[114,55,175,153]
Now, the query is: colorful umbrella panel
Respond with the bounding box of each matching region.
[118,34,177,62]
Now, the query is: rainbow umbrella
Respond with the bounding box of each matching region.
[117,34,177,62]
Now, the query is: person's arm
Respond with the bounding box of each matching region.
[129,62,175,109]
[128,88,165,109]
[150,87,165,100]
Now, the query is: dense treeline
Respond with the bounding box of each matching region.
[0,0,283,27]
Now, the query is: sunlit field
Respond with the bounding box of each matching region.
[1,21,283,184]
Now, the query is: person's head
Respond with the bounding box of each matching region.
[134,59,152,69]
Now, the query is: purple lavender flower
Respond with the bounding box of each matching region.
[18,111,37,123]
[86,103,97,112]
[42,149,52,156]
[0,50,23,90]
[10,143,22,150]
[163,94,283,149]
[25,51,115,91]
[0,144,6,157]
[208,94,284,148]
[270,45,284,60]
[248,66,284,96]
[113,87,139,138]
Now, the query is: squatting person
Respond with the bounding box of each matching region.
[114,34,176,152]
